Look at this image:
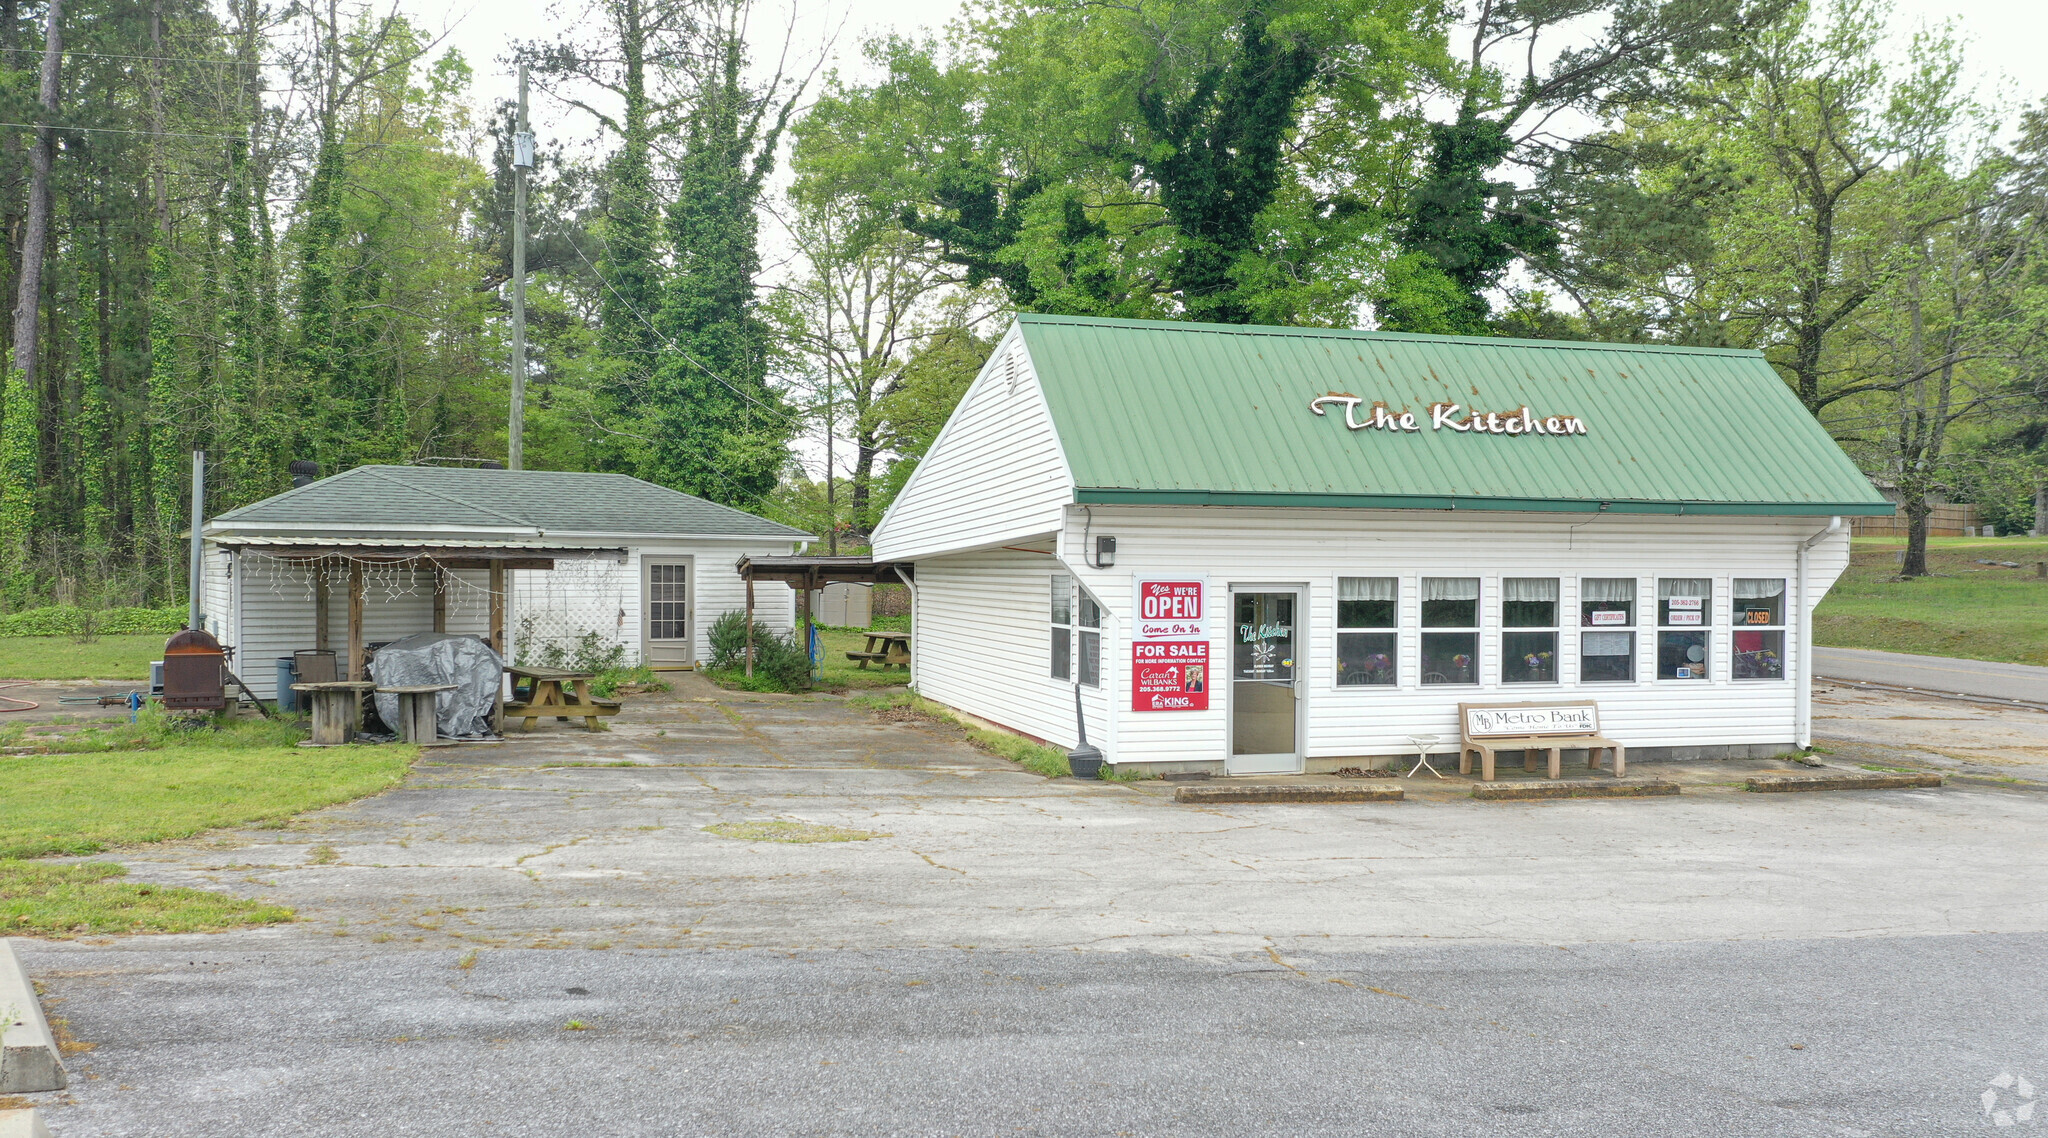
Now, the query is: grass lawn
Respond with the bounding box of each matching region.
[0,633,162,680]
[1815,536,2048,665]
[701,627,911,693]
[1,860,293,937]
[1,709,416,937]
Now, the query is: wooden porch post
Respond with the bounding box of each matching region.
[744,576,755,678]
[345,561,365,680]
[488,560,507,732]
[432,565,447,632]
[313,561,330,651]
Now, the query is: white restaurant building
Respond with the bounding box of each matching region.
[870,315,1893,776]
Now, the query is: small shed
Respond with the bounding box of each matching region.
[201,465,811,700]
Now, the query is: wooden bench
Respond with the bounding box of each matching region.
[1458,701,1626,782]
[501,698,622,732]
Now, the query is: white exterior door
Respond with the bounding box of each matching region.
[1227,588,1304,775]
[643,559,693,668]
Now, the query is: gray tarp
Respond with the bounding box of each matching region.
[368,633,504,739]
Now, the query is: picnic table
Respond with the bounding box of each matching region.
[845,630,912,670]
[503,664,620,732]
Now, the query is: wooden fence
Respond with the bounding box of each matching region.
[1849,503,1982,538]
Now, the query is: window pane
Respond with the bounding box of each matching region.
[1501,631,1558,683]
[1581,578,1634,627]
[1580,631,1634,682]
[1051,627,1071,680]
[1051,575,1072,625]
[1733,629,1785,679]
[1657,630,1709,679]
[1338,631,1397,686]
[1079,630,1101,686]
[1658,578,1710,626]
[1503,578,1557,627]
[1734,579,1785,626]
[1079,595,1101,629]
[1338,577,1397,629]
[1421,632,1477,684]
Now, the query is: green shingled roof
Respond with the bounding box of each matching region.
[1017,315,1892,516]
[211,465,810,537]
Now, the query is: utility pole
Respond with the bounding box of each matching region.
[187,450,205,631]
[508,60,532,470]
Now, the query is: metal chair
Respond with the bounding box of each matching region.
[293,649,339,685]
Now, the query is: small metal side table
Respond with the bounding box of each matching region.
[1405,733,1452,780]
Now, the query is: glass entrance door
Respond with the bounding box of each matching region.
[1230,590,1302,774]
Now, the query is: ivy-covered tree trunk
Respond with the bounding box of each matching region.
[646,28,796,505]
[2,0,62,591]
[595,0,664,420]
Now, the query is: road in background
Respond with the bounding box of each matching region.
[1816,646,2048,704]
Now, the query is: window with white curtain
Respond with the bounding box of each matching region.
[1657,577,1710,680]
[1501,578,1558,683]
[1421,577,1478,685]
[1580,578,1636,682]
[1337,577,1397,686]
[1580,577,1635,626]
[1733,578,1786,680]
[1050,574,1072,681]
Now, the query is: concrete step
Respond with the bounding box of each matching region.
[1173,783,1403,805]
[1745,771,1943,793]
[1472,779,1679,801]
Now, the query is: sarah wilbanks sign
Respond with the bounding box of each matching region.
[1132,578,1208,713]
[1310,394,1588,436]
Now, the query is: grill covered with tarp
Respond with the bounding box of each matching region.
[368,632,505,739]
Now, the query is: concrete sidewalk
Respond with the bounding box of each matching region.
[1815,646,2048,703]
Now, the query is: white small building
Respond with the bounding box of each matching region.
[201,465,809,700]
[872,315,1892,776]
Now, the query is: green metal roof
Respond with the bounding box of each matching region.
[211,465,811,538]
[1016,315,1893,516]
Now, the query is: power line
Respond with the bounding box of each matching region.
[0,121,465,154]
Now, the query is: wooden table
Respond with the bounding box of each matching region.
[846,631,912,670]
[503,665,620,732]
[292,681,378,746]
[376,683,457,746]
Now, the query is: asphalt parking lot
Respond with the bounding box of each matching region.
[13,676,2048,1135]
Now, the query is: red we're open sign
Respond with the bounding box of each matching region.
[1134,579,1206,641]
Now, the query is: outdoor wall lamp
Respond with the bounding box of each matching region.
[1095,536,1116,568]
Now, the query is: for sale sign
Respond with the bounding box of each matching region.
[1132,641,1210,712]
[1134,578,1207,640]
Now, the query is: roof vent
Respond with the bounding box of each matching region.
[288,460,320,488]
[478,460,507,470]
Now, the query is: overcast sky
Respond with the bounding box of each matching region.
[416,0,2048,134]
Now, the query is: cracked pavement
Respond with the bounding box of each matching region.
[13,673,2048,1135]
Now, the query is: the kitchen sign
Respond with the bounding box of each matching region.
[1133,578,1208,712]
[1310,394,1588,436]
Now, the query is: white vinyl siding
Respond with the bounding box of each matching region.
[979,506,1855,767]
[910,548,1107,754]
[872,330,1075,561]
[221,538,800,700]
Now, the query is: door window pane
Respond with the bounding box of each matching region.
[1658,630,1709,679]
[1233,593,1294,681]
[1580,630,1634,682]
[1581,578,1635,627]
[1733,630,1785,679]
[1422,577,1478,628]
[1338,632,1397,686]
[1421,633,1477,684]
[648,564,686,640]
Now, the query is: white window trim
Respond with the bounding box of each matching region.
[1333,575,1400,691]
